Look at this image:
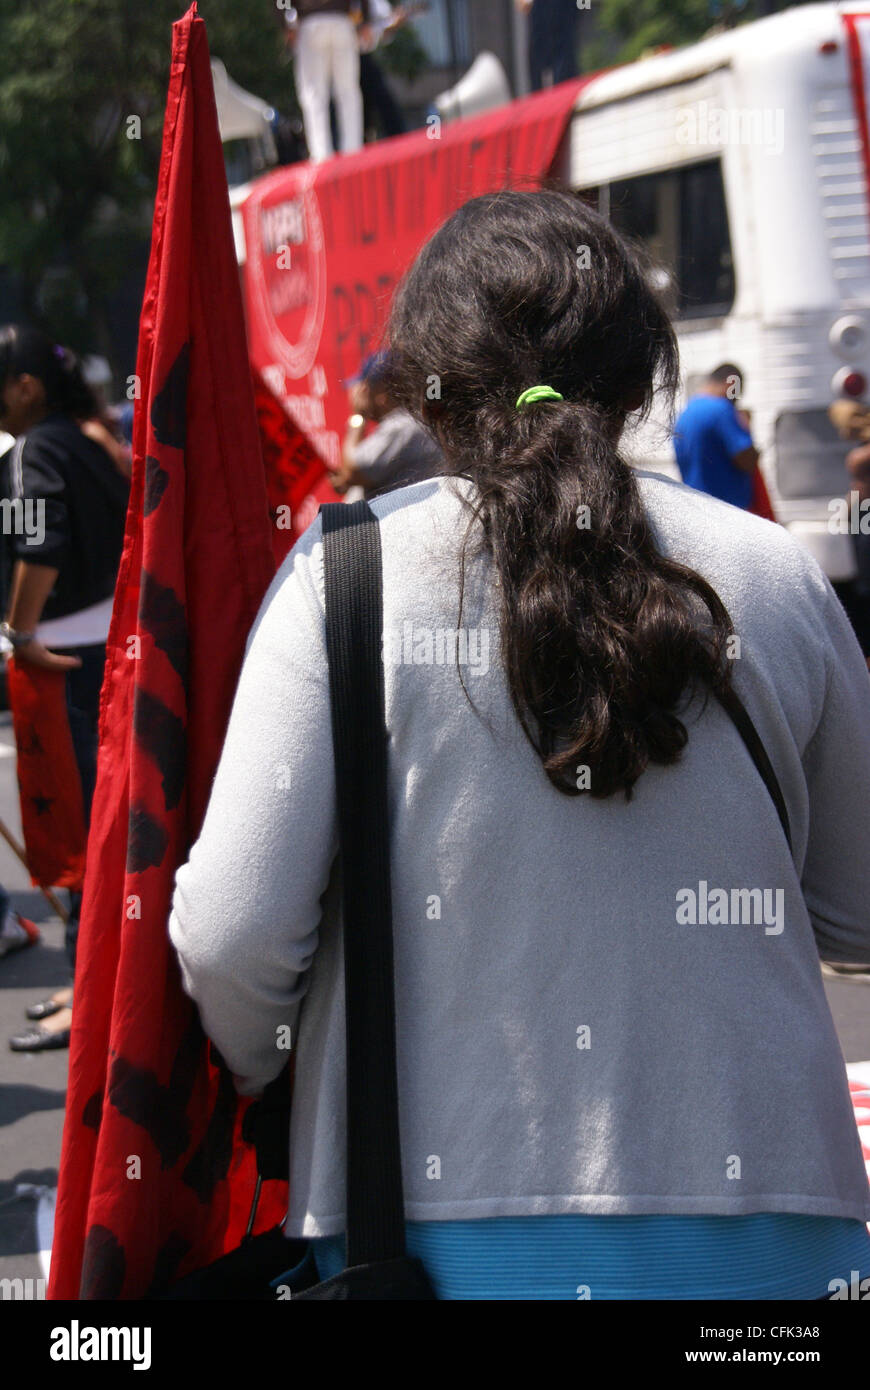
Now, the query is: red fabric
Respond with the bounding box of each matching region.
[5,660,86,890]
[241,77,592,471]
[253,370,332,564]
[843,13,870,208]
[49,4,286,1300]
[749,467,777,522]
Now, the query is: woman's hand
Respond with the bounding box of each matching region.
[13,640,82,672]
[347,382,371,417]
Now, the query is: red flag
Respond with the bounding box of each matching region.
[49,3,286,1299]
[749,467,777,522]
[6,661,86,890]
[253,369,332,565]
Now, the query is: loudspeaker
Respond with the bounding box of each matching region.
[433,52,512,124]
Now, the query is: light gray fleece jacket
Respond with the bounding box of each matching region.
[168,471,870,1236]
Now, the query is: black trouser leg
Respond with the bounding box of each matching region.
[360,54,406,137]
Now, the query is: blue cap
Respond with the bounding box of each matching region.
[344,350,391,387]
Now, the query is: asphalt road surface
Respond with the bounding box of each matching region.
[0,711,70,1296]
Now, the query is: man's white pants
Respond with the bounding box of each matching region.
[295,14,364,163]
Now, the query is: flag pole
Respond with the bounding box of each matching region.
[0,815,71,923]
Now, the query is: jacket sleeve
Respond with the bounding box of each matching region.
[168,519,337,1094]
[10,435,70,569]
[349,416,407,488]
[800,577,870,964]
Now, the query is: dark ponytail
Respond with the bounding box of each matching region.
[387,190,734,800]
[0,324,99,422]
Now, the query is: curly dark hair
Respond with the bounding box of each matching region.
[387,189,734,800]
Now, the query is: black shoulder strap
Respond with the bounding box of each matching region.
[321,499,406,1268]
[714,683,792,852]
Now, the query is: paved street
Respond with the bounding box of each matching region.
[0,706,868,1295]
[0,711,69,1293]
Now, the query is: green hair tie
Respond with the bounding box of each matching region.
[515,385,564,409]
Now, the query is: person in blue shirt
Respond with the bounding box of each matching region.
[674,363,759,509]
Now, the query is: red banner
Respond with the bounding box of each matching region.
[843,12,870,210]
[6,660,86,890]
[253,370,333,564]
[49,4,286,1300]
[750,466,777,523]
[241,78,590,472]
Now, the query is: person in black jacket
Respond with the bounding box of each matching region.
[0,325,128,1051]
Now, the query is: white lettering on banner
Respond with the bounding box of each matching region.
[294,492,322,533]
[262,364,285,396]
[284,395,326,433]
[260,200,306,255]
[269,268,312,317]
[249,173,327,381]
[318,431,340,470]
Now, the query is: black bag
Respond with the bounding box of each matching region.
[151,1053,312,1300]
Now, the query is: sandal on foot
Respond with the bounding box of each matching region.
[9,1024,71,1052]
